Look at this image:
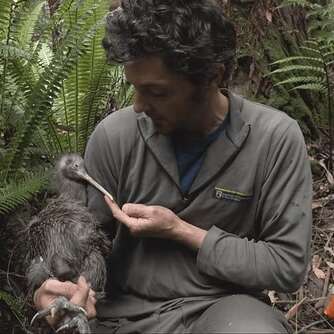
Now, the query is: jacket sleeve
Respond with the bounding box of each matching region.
[196,120,312,292]
[84,120,118,237]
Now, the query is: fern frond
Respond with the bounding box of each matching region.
[319,43,334,51]
[0,43,31,60]
[271,56,323,65]
[0,0,18,126]
[1,2,106,176]
[290,83,326,92]
[269,65,325,76]
[0,290,24,323]
[38,43,53,67]
[53,0,113,153]
[277,0,311,8]
[324,50,334,59]
[0,170,49,215]
[304,39,319,47]
[15,0,45,49]
[299,46,322,55]
[274,76,324,87]
[111,66,134,108]
[0,0,13,40]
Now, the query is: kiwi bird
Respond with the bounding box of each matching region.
[23,154,111,334]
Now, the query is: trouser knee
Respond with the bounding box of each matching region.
[191,294,291,333]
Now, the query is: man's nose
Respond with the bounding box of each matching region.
[133,91,149,114]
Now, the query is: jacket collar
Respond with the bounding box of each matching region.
[137,92,251,194]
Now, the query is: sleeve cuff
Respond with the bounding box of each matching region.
[197,225,226,274]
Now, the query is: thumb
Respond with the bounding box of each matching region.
[122,203,150,218]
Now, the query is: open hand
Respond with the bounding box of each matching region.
[104,197,181,239]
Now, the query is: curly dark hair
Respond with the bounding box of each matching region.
[102,0,236,85]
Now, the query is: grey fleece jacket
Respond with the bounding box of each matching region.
[84,92,312,311]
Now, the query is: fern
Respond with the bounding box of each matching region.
[1,0,107,176]
[292,83,326,92]
[0,290,25,323]
[270,64,326,75]
[270,56,323,65]
[15,0,45,49]
[59,0,111,153]
[299,46,322,55]
[269,35,334,170]
[50,0,134,154]
[0,170,50,215]
[277,0,311,8]
[273,76,324,87]
[0,43,31,60]
[0,0,132,213]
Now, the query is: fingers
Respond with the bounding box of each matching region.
[104,196,122,217]
[33,279,78,309]
[33,277,97,323]
[89,289,96,298]
[104,196,150,219]
[70,276,90,307]
[85,297,97,319]
[34,278,95,306]
[43,279,78,298]
[70,276,96,319]
[122,203,150,218]
[104,196,134,228]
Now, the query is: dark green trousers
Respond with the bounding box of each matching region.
[90,294,291,333]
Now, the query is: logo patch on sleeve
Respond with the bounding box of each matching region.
[214,187,252,202]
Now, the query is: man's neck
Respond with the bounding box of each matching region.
[181,90,229,137]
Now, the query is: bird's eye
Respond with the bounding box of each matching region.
[74,163,79,168]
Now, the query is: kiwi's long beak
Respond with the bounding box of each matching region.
[78,171,115,202]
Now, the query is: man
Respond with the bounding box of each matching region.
[34,0,312,332]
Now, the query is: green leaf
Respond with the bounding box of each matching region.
[305,39,319,47]
[0,43,31,60]
[0,290,24,323]
[16,0,45,48]
[0,0,14,41]
[299,46,322,55]
[276,0,311,9]
[274,76,324,87]
[290,83,327,92]
[271,56,323,65]
[269,65,325,76]
[0,170,49,215]
[324,50,334,59]
[1,0,108,174]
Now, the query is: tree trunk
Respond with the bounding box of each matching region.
[224,0,320,140]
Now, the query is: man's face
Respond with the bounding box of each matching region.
[124,56,208,135]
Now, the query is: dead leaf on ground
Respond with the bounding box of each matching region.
[312,255,326,279]
[313,268,326,280]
